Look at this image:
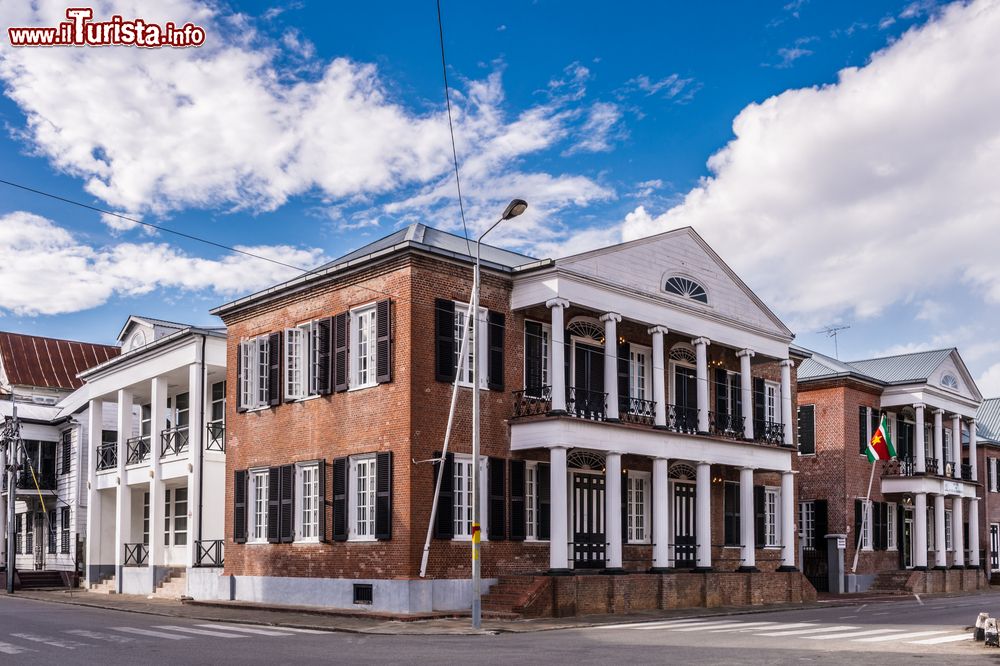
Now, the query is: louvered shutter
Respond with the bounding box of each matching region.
[334,312,349,392]
[332,457,348,541]
[318,459,327,542]
[859,407,868,454]
[813,500,828,549]
[537,462,551,541]
[267,467,280,543]
[376,300,392,384]
[854,499,863,550]
[267,332,282,406]
[375,451,392,540]
[487,310,505,392]
[524,322,543,396]
[617,341,630,417]
[488,457,506,540]
[279,464,295,543]
[754,486,766,548]
[434,299,456,382]
[898,504,906,568]
[714,368,728,422]
[723,483,739,546]
[732,372,743,424]
[233,470,247,543]
[798,405,816,455]
[752,377,765,438]
[316,318,333,395]
[433,452,454,539]
[236,342,247,413]
[509,460,526,541]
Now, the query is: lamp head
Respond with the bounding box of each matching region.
[500,198,528,221]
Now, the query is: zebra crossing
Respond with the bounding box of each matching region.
[0,622,328,654]
[592,616,975,647]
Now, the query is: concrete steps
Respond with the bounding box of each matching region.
[149,568,187,599]
[88,575,117,595]
[16,571,67,589]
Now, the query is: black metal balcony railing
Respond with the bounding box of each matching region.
[206,421,226,453]
[925,457,939,475]
[124,542,148,567]
[961,463,973,481]
[160,426,190,457]
[566,386,607,421]
[126,435,150,465]
[97,441,117,471]
[2,468,57,492]
[709,411,745,440]
[882,457,916,477]
[756,420,786,446]
[619,396,656,426]
[195,539,225,567]
[666,404,699,434]
[512,386,552,418]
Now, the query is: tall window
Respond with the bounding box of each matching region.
[143,491,150,545]
[859,499,873,551]
[351,456,376,540]
[945,509,953,551]
[250,470,269,543]
[887,501,897,550]
[765,382,779,424]
[351,305,378,390]
[799,501,815,550]
[764,488,780,547]
[285,322,321,400]
[523,322,550,398]
[525,463,539,540]
[175,392,190,430]
[240,336,270,409]
[629,347,651,401]
[60,506,70,554]
[627,472,650,543]
[453,457,475,538]
[298,463,319,541]
[452,302,488,388]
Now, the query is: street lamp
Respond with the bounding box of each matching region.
[471,198,527,629]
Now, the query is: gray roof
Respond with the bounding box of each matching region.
[845,349,954,384]
[796,350,875,382]
[979,398,1000,444]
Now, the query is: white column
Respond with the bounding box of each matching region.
[85,399,103,586]
[693,338,711,433]
[952,414,962,479]
[934,494,947,569]
[969,498,981,568]
[695,461,712,571]
[914,492,928,569]
[149,377,167,579]
[546,299,570,414]
[933,410,944,475]
[548,446,569,572]
[953,497,965,568]
[114,389,133,593]
[914,403,926,474]
[969,419,978,481]
[780,360,794,446]
[737,350,755,440]
[187,360,204,568]
[649,327,669,429]
[605,452,623,571]
[780,471,796,570]
[651,457,671,571]
[601,313,622,422]
[739,467,757,571]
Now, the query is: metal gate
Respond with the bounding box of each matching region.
[673,481,696,567]
[572,472,605,568]
[802,547,829,592]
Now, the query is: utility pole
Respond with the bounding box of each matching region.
[5,401,19,594]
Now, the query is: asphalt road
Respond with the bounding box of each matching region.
[1,592,999,664]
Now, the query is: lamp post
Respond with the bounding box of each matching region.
[471,198,527,629]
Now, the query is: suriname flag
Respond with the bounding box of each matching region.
[866,413,897,462]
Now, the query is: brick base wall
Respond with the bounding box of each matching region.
[905,568,989,594]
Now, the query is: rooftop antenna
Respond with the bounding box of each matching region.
[818,324,851,359]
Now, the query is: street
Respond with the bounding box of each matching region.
[0,593,999,664]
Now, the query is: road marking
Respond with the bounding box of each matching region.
[909,633,974,645]
[112,627,192,640]
[872,612,891,616]
[9,633,88,649]
[853,630,954,643]
[661,621,740,631]
[596,618,712,630]
[153,625,246,638]
[808,629,904,640]
[706,622,778,632]
[757,625,852,637]
[0,641,35,655]
[65,629,134,644]
[196,624,295,636]
[274,627,329,635]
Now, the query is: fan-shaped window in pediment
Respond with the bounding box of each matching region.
[670,344,697,365]
[567,450,606,471]
[941,374,959,390]
[567,318,605,344]
[669,462,697,480]
[663,276,708,304]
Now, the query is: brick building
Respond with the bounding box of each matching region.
[977,397,1000,577]
[796,348,988,594]
[210,223,814,614]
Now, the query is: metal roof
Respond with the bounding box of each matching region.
[845,348,954,384]
[0,331,118,391]
[978,397,1000,444]
[796,350,869,381]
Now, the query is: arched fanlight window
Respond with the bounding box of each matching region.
[567,450,606,471]
[567,318,605,344]
[941,374,959,390]
[663,276,708,304]
[669,343,697,365]
[669,462,697,480]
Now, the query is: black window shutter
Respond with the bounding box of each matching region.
[798,405,816,455]
[754,485,766,548]
[433,452,454,539]
[537,462,551,540]
[316,318,333,395]
[318,459,327,542]
[617,341,630,416]
[434,299,456,383]
[813,500,828,548]
[332,457,348,541]
[236,343,247,413]
[872,502,882,551]
[898,504,905,568]
[267,332,282,406]
[859,407,868,454]
[990,458,995,492]
[509,460,526,541]
[714,367,728,417]
[267,467,280,543]
[753,377,765,436]
[854,499,863,548]
[732,372,743,421]
[488,310,505,392]
[334,312,349,392]
[233,470,247,543]
[61,434,71,475]
[488,457,506,540]
[279,464,295,543]
[376,299,392,384]
[524,322,543,395]
[375,451,393,540]
[724,483,740,546]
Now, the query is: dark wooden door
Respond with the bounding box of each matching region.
[572,343,605,418]
[673,365,698,430]
[673,481,696,567]
[902,512,913,569]
[573,472,606,569]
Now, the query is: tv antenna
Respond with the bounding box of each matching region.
[818,324,851,359]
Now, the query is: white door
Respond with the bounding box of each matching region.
[164,487,189,565]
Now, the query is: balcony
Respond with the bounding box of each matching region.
[195,539,225,567]
[709,411,745,440]
[160,426,189,457]
[206,421,226,453]
[2,468,56,493]
[126,435,150,465]
[124,542,148,567]
[755,420,786,446]
[619,396,656,427]
[961,463,973,481]
[97,441,117,471]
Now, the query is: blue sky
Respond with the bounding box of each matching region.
[2,0,1000,394]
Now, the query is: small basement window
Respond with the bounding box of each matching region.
[353,583,374,605]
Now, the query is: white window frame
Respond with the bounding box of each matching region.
[286,322,322,401]
[350,304,378,391]
[296,462,319,543]
[627,471,651,544]
[452,455,489,540]
[453,301,488,389]
[628,345,652,402]
[887,501,897,551]
[349,454,376,541]
[525,462,544,541]
[765,381,780,424]
[239,336,270,410]
[860,499,873,551]
[764,487,780,548]
[249,469,269,544]
[523,321,550,393]
[945,508,953,551]
[799,501,815,550]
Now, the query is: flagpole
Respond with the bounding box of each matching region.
[852,460,877,574]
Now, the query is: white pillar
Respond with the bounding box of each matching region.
[546,299,570,414]
[187,360,204,568]
[952,414,962,479]
[605,452,623,571]
[953,497,965,568]
[914,492,928,569]
[695,461,712,571]
[85,399,103,586]
[969,419,978,481]
[149,377,167,580]
[649,327,669,429]
[737,350,755,440]
[780,471,796,570]
[601,313,622,422]
[549,446,569,572]
[969,498,981,567]
[933,410,944,475]
[934,494,947,569]
[780,360,794,446]
[914,403,926,474]
[651,457,671,571]
[693,338,711,433]
[114,389,133,593]
[739,467,757,571]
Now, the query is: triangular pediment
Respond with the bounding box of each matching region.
[929,350,982,402]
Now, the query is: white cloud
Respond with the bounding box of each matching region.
[621,0,1000,332]
[773,36,817,68]
[630,179,664,198]
[622,74,698,102]
[564,102,623,154]
[0,211,325,315]
[977,362,1000,397]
